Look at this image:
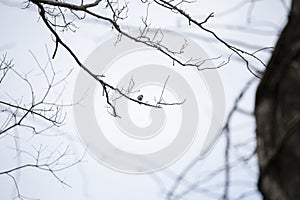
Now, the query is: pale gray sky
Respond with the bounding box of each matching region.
[0,0,289,199]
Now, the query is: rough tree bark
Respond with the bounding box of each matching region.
[255,0,300,200]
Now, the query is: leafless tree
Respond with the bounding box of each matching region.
[0,50,85,199]
[1,0,298,200]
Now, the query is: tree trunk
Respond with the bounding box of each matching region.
[255,1,300,199]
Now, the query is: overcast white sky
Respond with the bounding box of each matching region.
[0,0,289,200]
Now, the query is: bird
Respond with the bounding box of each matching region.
[137,94,143,101]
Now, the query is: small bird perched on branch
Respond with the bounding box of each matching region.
[137,94,143,101]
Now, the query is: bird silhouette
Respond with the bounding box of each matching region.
[137,94,143,101]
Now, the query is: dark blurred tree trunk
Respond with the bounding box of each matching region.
[255,0,300,199]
